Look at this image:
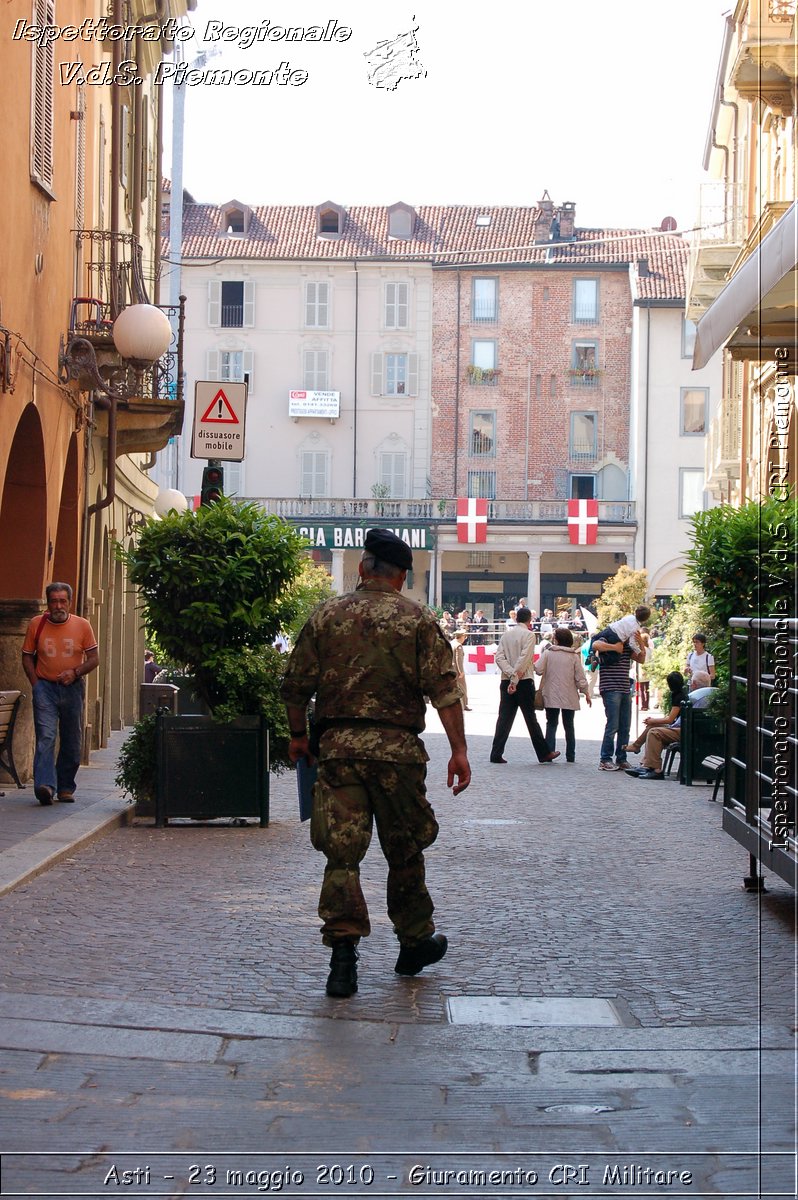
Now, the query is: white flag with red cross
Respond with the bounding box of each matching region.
[463,643,500,674]
[567,499,599,545]
[457,497,488,543]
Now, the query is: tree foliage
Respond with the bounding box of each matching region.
[121,498,306,712]
[686,495,797,631]
[595,565,649,628]
[648,584,719,699]
[282,557,335,643]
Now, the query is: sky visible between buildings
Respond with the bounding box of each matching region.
[167,0,727,234]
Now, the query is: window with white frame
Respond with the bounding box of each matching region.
[371,352,419,396]
[679,468,706,517]
[682,318,697,358]
[467,469,496,499]
[680,388,708,435]
[305,281,330,328]
[472,278,498,323]
[573,279,598,322]
[206,349,254,391]
[300,449,330,497]
[208,281,255,327]
[470,411,496,456]
[303,348,330,390]
[223,461,243,497]
[30,0,55,193]
[379,450,408,497]
[385,282,409,329]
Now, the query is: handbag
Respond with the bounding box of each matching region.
[534,653,547,709]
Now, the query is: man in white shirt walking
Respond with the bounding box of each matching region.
[489,607,560,765]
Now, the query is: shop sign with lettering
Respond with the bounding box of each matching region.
[295,524,435,550]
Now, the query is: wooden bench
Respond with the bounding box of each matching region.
[702,754,725,802]
[0,690,24,789]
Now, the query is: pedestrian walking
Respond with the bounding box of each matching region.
[280,528,471,999]
[526,627,592,762]
[489,607,560,765]
[21,582,99,805]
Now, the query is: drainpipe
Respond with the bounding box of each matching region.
[353,261,359,496]
[87,393,117,518]
[131,43,143,241]
[642,307,651,569]
[110,0,122,315]
[452,269,461,495]
[524,358,532,502]
[77,408,94,617]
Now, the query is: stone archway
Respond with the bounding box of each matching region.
[0,406,48,600]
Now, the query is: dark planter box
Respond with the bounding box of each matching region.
[155,714,269,827]
[679,706,726,786]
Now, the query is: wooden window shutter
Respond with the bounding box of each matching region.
[243,281,255,327]
[207,281,221,326]
[206,350,219,380]
[371,354,383,396]
[30,0,55,191]
[242,350,254,392]
[407,353,419,396]
[396,283,409,328]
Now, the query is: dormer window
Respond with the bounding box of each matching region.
[316,201,345,237]
[387,202,416,240]
[219,199,251,236]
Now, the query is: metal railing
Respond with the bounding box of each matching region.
[723,618,797,889]
[74,230,151,319]
[221,305,244,327]
[249,497,636,524]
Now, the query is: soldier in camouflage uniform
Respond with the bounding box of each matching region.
[281,528,471,998]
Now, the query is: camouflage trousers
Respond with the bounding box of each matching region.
[310,759,439,947]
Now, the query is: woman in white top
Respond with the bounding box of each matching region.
[685,633,716,682]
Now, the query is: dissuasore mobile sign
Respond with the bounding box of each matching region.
[192,382,247,461]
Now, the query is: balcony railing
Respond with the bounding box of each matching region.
[74,230,151,320]
[221,305,244,327]
[568,368,600,386]
[249,497,636,524]
[573,304,599,323]
[472,301,498,323]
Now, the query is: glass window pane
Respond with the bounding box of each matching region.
[574,279,597,321]
[680,469,705,516]
[681,389,707,434]
[470,411,495,456]
[472,340,496,370]
[682,319,697,358]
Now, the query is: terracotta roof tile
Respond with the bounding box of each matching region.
[176,202,686,299]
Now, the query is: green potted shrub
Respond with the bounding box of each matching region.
[116,498,307,824]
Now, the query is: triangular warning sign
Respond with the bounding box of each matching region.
[200,389,240,424]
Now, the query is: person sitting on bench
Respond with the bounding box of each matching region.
[625,671,713,779]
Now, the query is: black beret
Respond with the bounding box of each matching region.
[364,527,413,570]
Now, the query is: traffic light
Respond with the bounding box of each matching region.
[200,465,224,506]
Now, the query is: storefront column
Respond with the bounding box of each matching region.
[526,551,541,615]
[330,550,345,595]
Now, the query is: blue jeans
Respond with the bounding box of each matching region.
[32,679,85,795]
[599,687,632,764]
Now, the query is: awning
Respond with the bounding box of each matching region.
[693,200,798,369]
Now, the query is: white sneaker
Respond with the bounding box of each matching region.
[598,761,620,771]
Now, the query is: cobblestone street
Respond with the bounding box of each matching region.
[0,677,794,1198]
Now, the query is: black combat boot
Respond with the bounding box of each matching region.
[326,940,359,997]
[394,933,448,976]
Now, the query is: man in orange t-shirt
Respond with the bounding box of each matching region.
[21,583,99,805]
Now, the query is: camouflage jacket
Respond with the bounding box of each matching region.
[280,577,460,762]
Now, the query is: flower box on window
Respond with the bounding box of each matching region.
[466,365,499,385]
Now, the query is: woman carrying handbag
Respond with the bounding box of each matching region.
[512,627,591,762]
